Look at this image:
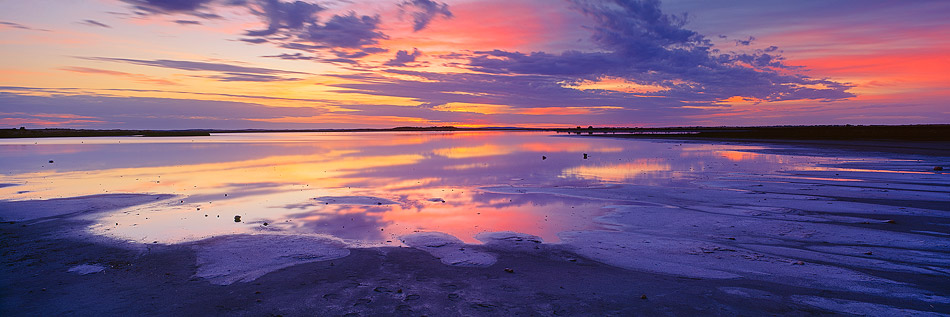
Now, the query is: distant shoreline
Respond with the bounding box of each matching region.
[0,126,540,139]
[554,124,950,141]
[2,124,948,141]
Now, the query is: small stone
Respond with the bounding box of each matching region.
[263,222,268,226]
[727,237,736,240]
[640,294,647,299]
[504,268,514,273]
[864,251,873,255]
[935,166,944,171]
[793,261,804,265]
[583,153,588,159]
[234,215,242,222]
[542,156,547,160]
[885,219,896,224]
[48,160,54,163]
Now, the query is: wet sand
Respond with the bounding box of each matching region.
[2,138,949,315]
[2,197,915,316]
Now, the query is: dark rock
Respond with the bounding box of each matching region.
[935,166,944,171]
[583,153,588,159]
[542,156,547,160]
[640,294,647,299]
[885,219,896,224]
[504,268,514,273]
[48,160,54,163]
[234,215,242,222]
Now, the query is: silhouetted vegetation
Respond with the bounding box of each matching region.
[0,129,210,138]
[555,125,950,141]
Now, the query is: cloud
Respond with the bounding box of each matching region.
[261,52,315,60]
[122,0,222,18]
[80,20,111,28]
[174,20,202,25]
[0,21,50,32]
[735,36,755,46]
[296,13,387,49]
[384,48,422,66]
[118,0,391,57]
[80,57,309,82]
[83,57,306,74]
[59,66,178,85]
[204,72,303,82]
[399,0,452,31]
[240,1,387,51]
[245,0,324,36]
[461,0,854,103]
[0,92,325,129]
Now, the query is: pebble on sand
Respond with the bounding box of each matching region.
[234,215,242,222]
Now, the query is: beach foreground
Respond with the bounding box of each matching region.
[1,132,948,315]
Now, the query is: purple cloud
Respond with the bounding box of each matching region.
[296,13,387,49]
[462,0,854,103]
[122,0,221,18]
[399,0,452,31]
[83,57,307,75]
[384,48,422,66]
[262,52,315,60]
[80,20,111,28]
[0,92,325,129]
[245,0,324,36]
[0,21,50,32]
[204,72,304,82]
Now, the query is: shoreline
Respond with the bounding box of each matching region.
[576,134,950,157]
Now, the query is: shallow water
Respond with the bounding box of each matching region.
[2,131,942,247]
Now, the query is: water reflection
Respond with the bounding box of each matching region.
[0,131,901,246]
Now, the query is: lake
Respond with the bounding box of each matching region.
[2,131,949,313]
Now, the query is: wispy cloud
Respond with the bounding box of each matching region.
[59,66,178,85]
[80,20,111,28]
[0,21,50,32]
[79,57,308,82]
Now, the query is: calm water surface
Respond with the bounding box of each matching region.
[0,131,902,245]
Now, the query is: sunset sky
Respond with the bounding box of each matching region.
[1,0,948,129]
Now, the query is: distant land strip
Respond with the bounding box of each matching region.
[0,126,535,138]
[555,124,950,141]
[2,125,948,141]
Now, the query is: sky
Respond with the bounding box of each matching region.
[1,0,948,129]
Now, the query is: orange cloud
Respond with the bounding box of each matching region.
[60,66,179,86]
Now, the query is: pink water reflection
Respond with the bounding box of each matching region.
[0,131,869,245]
